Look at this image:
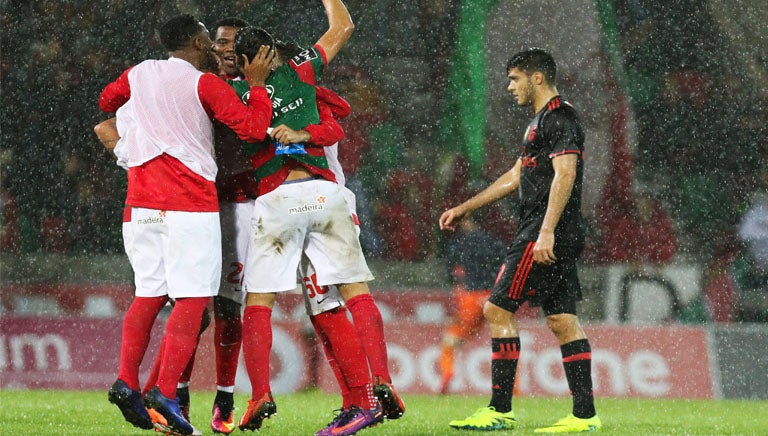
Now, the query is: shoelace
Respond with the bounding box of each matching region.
[335,406,364,426]
[324,408,346,427]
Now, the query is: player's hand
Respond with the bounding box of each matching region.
[242,45,275,87]
[270,124,311,144]
[533,231,556,264]
[439,206,468,232]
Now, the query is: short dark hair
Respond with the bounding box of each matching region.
[211,17,250,36]
[275,39,305,62]
[159,14,206,51]
[506,48,557,85]
[234,26,275,64]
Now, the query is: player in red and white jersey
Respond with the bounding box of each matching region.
[98,14,273,436]
[95,19,393,435]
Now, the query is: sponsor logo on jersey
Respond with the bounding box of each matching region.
[272,97,306,118]
[137,210,166,224]
[288,201,325,215]
[521,156,537,168]
[137,217,164,225]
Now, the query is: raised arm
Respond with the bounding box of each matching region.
[314,0,354,63]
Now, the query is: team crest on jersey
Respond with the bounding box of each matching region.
[525,125,538,142]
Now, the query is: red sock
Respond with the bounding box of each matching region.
[242,305,272,400]
[346,294,391,383]
[349,383,376,410]
[215,314,242,388]
[143,335,165,396]
[118,296,168,391]
[312,307,374,409]
[156,297,209,398]
[179,341,198,384]
[144,309,205,394]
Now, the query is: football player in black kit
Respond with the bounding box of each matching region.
[439,48,601,433]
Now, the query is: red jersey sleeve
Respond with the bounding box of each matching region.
[289,45,327,85]
[315,86,351,119]
[197,73,272,143]
[99,67,133,112]
[305,102,344,146]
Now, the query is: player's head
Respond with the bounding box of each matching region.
[159,14,209,51]
[507,48,557,84]
[234,26,275,68]
[275,39,305,63]
[211,17,250,76]
[506,48,557,107]
[159,14,217,72]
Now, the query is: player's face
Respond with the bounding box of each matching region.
[213,26,241,76]
[198,29,219,74]
[507,67,534,107]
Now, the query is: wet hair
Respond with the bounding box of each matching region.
[275,39,304,62]
[211,17,250,36]
[159,14,206,51]
[233,26,275,64]
[506,48,557,85]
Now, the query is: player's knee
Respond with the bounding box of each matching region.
[545,313,579,338]
[483,301,510,324]
[214,295,242,320]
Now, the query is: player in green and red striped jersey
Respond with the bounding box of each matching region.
[232,2,401,435]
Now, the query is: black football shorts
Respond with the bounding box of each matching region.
[489,240,583,316]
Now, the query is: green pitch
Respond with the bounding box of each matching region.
[1,389,766,435]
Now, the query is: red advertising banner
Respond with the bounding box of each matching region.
[0,318,713,399]
[0,287,714,398]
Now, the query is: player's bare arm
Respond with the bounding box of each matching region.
[440,159,522,232]
[94,117,119,152]
[270,124,311,144]
[534,153,577,265]
[315,0,354,63]
[241,45,275,87]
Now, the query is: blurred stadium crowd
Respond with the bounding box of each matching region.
[1,1,766,319]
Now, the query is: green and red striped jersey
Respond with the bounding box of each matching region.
[229,45,336,196]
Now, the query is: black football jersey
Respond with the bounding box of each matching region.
[513,96,585,248]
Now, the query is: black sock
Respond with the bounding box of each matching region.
[488,337,520,413]
[215,390,235,418]
[177,386,190,408]
[561,339,596,418]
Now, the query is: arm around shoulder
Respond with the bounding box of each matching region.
[199,74,272,143]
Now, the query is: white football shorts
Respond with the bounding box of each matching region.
[297,185,359,315]
[122,207,221,299]
[243,179,373,293]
